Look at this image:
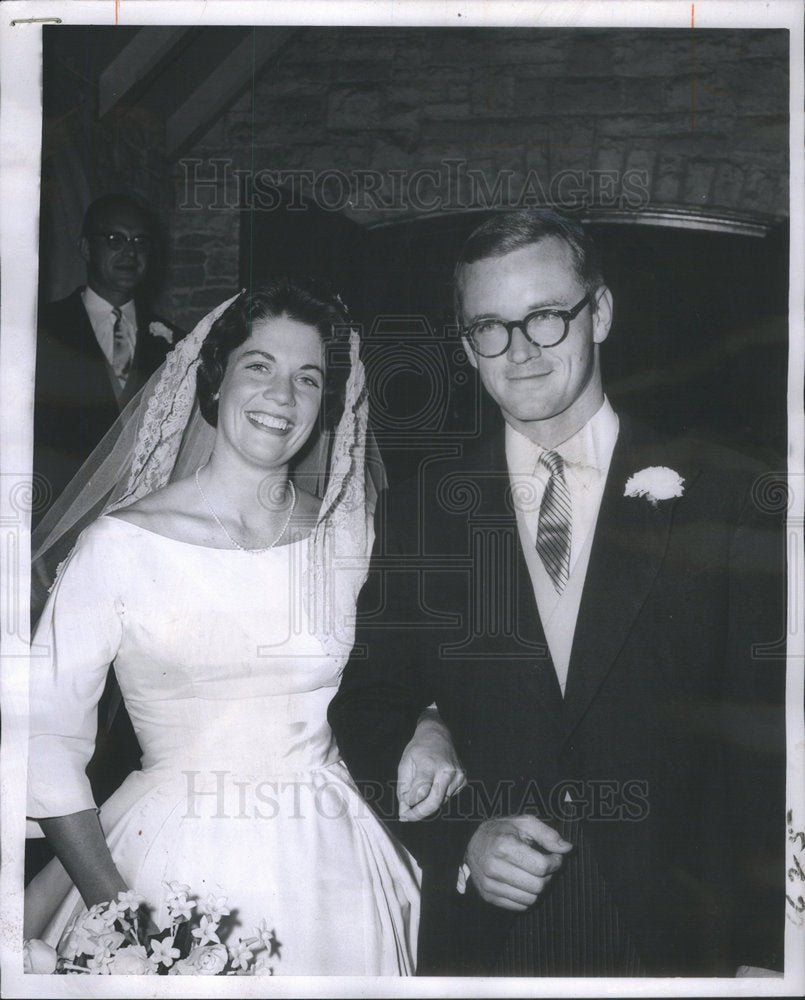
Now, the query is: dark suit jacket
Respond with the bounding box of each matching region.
[329,413,785,976]
[33,287,178,527]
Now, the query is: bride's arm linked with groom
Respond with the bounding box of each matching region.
[25,208,785,978]
[25,276,460,976]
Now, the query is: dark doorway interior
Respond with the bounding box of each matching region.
[242,200,788,485]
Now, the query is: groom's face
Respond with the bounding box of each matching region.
[458,236,612,445]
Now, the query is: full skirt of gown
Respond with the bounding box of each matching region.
[26,518,420,975]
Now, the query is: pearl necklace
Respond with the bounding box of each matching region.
[194,466,296,553]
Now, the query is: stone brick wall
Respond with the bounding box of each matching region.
[40,26,174,306]
[167,27,788,330]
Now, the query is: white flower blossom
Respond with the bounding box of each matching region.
[167,894,195,922]
[161,880,190,899]
[86,951,114,974]
[191,914,221,946]
[149,935,181,968]
[115,889,146,913]
[253,952,276,976]
[228,937,254,971]
[198,893,230,922]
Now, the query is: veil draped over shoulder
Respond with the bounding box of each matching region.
[31,291,385,653]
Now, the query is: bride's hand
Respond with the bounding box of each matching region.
[397,707,466,822]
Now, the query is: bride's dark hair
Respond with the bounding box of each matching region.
[197,277,353,430]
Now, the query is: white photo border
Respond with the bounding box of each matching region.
[1,2,803,997]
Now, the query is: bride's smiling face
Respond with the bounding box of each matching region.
[215,315,325,469]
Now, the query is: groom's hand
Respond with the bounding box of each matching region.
[465,816,573,911]
[397,710,467,821]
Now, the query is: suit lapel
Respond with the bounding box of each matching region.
[561,419,689,741]
[470,426,566,722]
[131,303,153,373]
[58,288,108,365]
[64,289,125,410]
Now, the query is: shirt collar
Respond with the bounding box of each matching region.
[505,397,620,476]
[82,286,136,327]
[557,397,619,471]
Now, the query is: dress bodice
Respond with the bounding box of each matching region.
[106,521,343,775]
[28,517,359,821]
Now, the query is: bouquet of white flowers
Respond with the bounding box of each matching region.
[24,883,281,976]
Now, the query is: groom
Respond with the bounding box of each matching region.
[329,209,785,976]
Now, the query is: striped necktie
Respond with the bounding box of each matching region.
[111,307,132,386]
[536,450,572,593]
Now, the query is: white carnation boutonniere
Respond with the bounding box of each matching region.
[149,321,174,345]
[624,466,685,507]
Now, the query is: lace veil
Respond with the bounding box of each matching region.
[31,292,384,653]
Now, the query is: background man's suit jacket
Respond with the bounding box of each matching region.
[329,413,785,976]
[33,286,178,527]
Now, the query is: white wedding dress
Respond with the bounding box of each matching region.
[26,516,420,975]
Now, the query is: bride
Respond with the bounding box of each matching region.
[25,278,462,975]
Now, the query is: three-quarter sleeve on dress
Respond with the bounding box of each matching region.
[27,522,123,826]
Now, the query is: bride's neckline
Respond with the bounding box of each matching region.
[101,513,312,552]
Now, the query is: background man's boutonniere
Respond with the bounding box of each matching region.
[149,321,174,344]
[624,466,685,507]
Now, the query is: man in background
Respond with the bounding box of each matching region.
[33,192,179,527]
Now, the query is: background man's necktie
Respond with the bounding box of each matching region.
[536,450,572,593]
[111,306,132,386]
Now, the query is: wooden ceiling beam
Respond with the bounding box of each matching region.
[99,26,190,118]
[165,28,297,158]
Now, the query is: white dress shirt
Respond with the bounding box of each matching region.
[82,286,137,368]
[506,399,620,694]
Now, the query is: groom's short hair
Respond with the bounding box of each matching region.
[453,208,604,320]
